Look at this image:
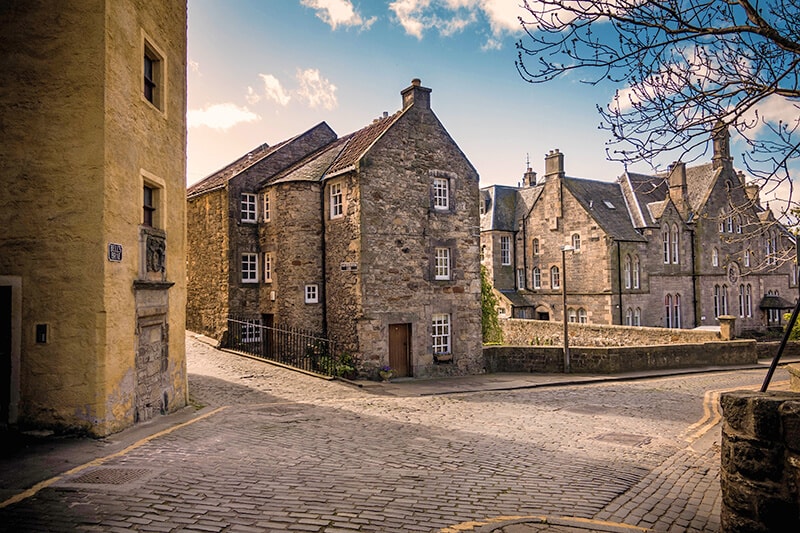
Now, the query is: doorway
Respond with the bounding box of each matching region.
[0,276,20,429]
[388,323,411,377]
[1,286,11,426]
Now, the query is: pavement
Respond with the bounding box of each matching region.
[1,334,798,532]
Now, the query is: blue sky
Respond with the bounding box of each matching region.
[186,1,651,188]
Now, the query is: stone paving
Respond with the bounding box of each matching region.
[0,333,793,532]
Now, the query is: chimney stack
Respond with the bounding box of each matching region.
[401,78,431,110]
[668,161,688,217]
[744,181,761,209]
[544,149,565,180]
[712,120,732,170]
[523,166,537,187]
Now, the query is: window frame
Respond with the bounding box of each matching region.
[671,224,679,264]
[434,247,451,281]
[241,192,257,223]
[263,191,271,222]
[330,182,344,219]
[263,252,273,283]
[571,233,581,251]
[550,266,560,289]
[500,236,511,266]
[533,266,541,289]
[432,313,451,354]
[663,226,670,263]
[305,284,319,304]
[142,34,166,113]
[432,177,450,211]
[633,255,640,289]
[624,255,632,289]
[532,238,540,256]
[241,253,258,283]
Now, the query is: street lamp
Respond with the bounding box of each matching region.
[561,245,575,373]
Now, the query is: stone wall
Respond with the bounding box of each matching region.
[720,391,800,532]
[485,340,756,374]
[500,317,721,347]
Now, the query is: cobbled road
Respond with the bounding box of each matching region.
[0,333,792,532]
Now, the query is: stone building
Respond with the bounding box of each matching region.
[187,80,483,378]
[0,1,188,435]
[481,126,797,335]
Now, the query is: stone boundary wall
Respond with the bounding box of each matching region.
[720,391,800,532]
[500,318,721,347]
[484,340,757,374]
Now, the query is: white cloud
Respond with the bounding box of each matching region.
[187,103,261,131]
[389,0,524,41]
[296,69,338,110]
[259,74,292,106]
[480,0,526,35]
[245,86,261,105]
[189,60,201,74]
[301,0,377,30]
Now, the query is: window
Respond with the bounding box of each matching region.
[432,313,451,354]
[722,284,729,315]
[143,185,156,227]
[533,267,541,289]
[793,264,798,286]
[568,308,577,323]
[532,238,540,256]
[434,248,451,280]
[550,266,560,289]
[330,182,343,219]
[624,255,632,289]
[633,256,640,289]
[517,268,525,289]
[241,193,257,222]
[663,226,670,263]
[571,233,581,251]
[634,308,641,326]
[241,253,258,283]
[671,224,679,264]
[143,39,165,110]
[578,308,587,324]
[500,236,511,266]
[727,212,734,233]
[263,253,273,283]
[719,211,726,233]
[665,294,673,328]
[738,285,745,317]
[263,192,271,222]
[480,245,485,262]
[305,284,319,303]
[744,249,751,268]
[433,177,449,210]
[712,248,719,267]
[625,308,633,326]
[241,319,261,343]
[736,215,742,234]
[771,231,778,265]
[746,284,752,317]
[714,285,721,317]
[674,294,681,328]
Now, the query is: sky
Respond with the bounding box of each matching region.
[186,0,631,188]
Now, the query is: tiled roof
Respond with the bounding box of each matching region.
[269,136,350,185]
[563,177,646,242]
[759,295,794,309]
[187,142,284,197]
[326,110,405,177]
[684,162,717,212]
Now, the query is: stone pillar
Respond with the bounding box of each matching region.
[720,391,800,532]
[718,315,736,340]
[788,364,800,392]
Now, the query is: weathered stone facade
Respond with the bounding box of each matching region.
[482,130,797,335]
[187,80,483,378]
[0,0,188,435]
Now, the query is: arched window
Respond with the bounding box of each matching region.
[533,267,541,289]
[633,255,640,288]
[550,266,560,289]
[766,233,773,264]
[578,308,587,324]
[665,294,673,328]
[624,255,632,289]
[727,212,734,233]
[746,284,752,317]
[736,215,742,234]
[712,248,719,267]
[671,224,679,264]
[571,233,581,251]
[714,285,721,317]
[480,245,486,261]
[722,284,729,315]
[738,285,745,317]
[771,231,778,264]
[625,307,633,326]
[634,308,641,326]
[663,226,670,263]
[567,307,577,323]
[744,249,751,267]
[674,294,682,328]
[532,238,540,256]
[719,210,726,233]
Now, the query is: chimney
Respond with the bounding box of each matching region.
[668,161,688,217]
[401,78,431,110]
[712,120,732,170]
[744,181,761,209]
[523,167,537,187]
[544,149,565,180]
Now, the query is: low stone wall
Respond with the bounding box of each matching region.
[500,318,721,347]
[720,391,800,532]
[484,340,757,374]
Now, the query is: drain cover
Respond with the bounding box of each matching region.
[595,433,651,447]
[69,468,151,485]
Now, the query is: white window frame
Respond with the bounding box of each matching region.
[330,182,344,219]
[241,193,257,223]
[263,252,273,283]
[671,224,679,264]
[714,285,721,317]
[241,253,258,283]
[532,238,540,256]
[305,284,319,304]
[665,294,673,328]
[533,267,541,289]
[738,285,745,318]
[722,284,729,315]
[432,313,451,354]
[551,266,560,289]
[712,248,719,267]
[663,227,670,264]
[624,255,632,289]
[241,319,261,343]
[500,236,511,266]
[744,249,751,267]
[434,247,451,280]
[263,192,271,222]
[746,284,752,317]
[517,268,525,289]
[674,294,681,328]
[634,307,641,326]
[571,233,581,251]
[567,308,577,323]
[578,308,587,324]
[625,308,633,326]
[633,256,640,289]
[433,177,449,211]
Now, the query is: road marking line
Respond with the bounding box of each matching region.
[0,406,229,509]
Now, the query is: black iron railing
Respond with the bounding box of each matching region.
[226,316,346,377]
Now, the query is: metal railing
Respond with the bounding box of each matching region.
[226,316,343,377]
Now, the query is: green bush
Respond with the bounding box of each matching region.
[481,266,503,344]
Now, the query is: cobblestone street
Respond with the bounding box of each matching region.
[1,333,793,532]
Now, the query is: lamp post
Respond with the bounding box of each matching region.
[561,245,575,373]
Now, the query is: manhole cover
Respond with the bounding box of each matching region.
[68,468,151,485]
[595,433,651,447]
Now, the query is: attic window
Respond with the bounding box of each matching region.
[603,200,616,209]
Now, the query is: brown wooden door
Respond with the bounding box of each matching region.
[388,323,411,377]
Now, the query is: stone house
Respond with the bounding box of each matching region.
[0,1,188,435]
[481,126,797,335]
[187,80,483,378]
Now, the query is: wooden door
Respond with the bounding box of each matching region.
[388,323,411,377]
[1,286,10,426]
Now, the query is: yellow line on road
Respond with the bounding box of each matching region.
[0,406,230,509]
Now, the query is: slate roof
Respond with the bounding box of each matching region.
[563,177,646,242]
[187,141,286,198]
[759,294,795,310]
[270,136,350,185]
[325,111,405,178]
[480,185,520,232]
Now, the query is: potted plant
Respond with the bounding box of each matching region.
[378,365,394,382]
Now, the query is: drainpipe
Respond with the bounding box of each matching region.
[616,241,624,324]
[690,227,698,327]
[320,182,328,337]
